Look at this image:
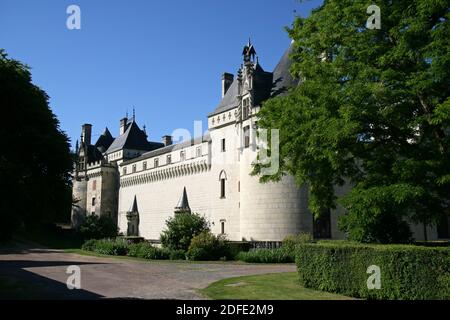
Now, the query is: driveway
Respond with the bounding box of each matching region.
[0,243,296,299]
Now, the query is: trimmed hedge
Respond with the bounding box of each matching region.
[236,248,295,263]
[296,242,450,300]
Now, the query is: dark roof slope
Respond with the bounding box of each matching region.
[208,79,239,116]
[121,133,211,166]
[271,43,299,97]
[106,120,164,154]
[95,127,114,153]
[209,43,299,117]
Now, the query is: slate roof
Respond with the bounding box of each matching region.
[106,120,164,154]
[95,127,114,153]
[209,42,298,117]
[121,133,211,166]
[271,43,299,97]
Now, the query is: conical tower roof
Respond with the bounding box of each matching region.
[174,187,191,214]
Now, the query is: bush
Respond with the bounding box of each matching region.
[82,239,127,256]
[236,248,295,263]
[228,242,251,259]
[78,215,118,240]
[282,233,313,253]
[160,213,209,251]
[186,231,230,261]
[167,249,186,260]
[127,242,169,260]
[296,242,450,300]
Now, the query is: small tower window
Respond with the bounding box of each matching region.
[143,161,147,170]
[221,139,226,152]
[154,158,159,168]
[167,154,172,164]
[220,178,226,198]
[238,181,240,192]
[221,220,226,235]
[92,197,96,206]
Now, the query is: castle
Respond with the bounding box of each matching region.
[71,40,444,242]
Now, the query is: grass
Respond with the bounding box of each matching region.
[200,272,354,300]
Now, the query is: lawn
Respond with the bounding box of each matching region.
[200,272,354,300]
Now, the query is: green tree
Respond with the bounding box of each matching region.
[78,215,118,240]
[253,0,450,242]
[0,50,73,240]
[160,213,209,251]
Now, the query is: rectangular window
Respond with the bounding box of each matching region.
[123,167,127,175]
[154,158,159,168]
[180,151,185,161]
[196,147,201,157]
[244,126,250,148]
[143,161,147,170]
[221,138,226,152]
[132,164,136,173]
[92,197,96,206]
[243,98,249,119]
[238,181,240,192]
[167,154,171,164]
[221,221,225,234]
[220,178,226,198]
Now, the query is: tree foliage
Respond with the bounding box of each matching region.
[160,213,210,251]
[78,215,118,240]
[0,50,73,240]
[253,0,450,242]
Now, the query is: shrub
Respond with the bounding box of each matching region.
[160,213,209,251]
[236,248,295,263]
[296,242,450,300]
[78,215,118,240]
[282,233,313,254]
[186,231,230,261]
[167,249,186,260]
[127,242,169,260]
[82,239,127,256]
[228,242,251,259]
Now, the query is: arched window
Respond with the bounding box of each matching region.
[219,170,227,199]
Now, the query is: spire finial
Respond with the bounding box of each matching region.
[132,106,135,121]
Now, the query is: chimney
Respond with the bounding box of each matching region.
[81,124,92,145]
[162,135,173,146]
[222,73,234,98]
[120,117,128,135]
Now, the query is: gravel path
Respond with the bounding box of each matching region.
[0,243,296,299]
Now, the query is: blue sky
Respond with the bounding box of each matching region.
[0,0,323,148]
